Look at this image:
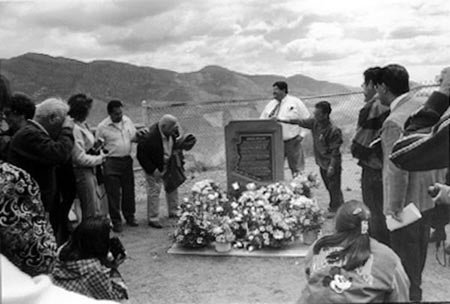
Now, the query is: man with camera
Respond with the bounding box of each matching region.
[96,100,145,233]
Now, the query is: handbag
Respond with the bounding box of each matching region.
[163,149,187,193]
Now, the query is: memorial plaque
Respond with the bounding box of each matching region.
[225,120,284,193]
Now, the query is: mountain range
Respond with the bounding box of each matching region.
[0,53,356,108]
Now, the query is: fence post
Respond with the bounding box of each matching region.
[141,100,148,126]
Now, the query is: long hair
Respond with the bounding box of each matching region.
[313,200,371,271]
[60,216,111,262]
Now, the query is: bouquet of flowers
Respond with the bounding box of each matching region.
[173,180,227,248]
[211,217,236,243]
[291,196,325,233]
[173,173,324,250]
[290,172,320,198]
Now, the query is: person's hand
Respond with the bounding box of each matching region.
[326,166,335,177]
[438,67,450,96]
[386,209,403,222]
[105,252,126,269]
[62,116,75,129]
[136,127,149,138]
[432,183,450,205]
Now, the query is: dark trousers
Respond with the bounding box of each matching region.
[319,166,344,211]
[284,136,305,177]
[361,166,390,246]
[103,156,136,225]
[390,209,432,302]
[51,161,76,246]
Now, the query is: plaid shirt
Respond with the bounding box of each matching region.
[51,258,128,301]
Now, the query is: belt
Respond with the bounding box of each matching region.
[284,135,300,143]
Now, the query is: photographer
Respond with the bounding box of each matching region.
[51,216,128,301]
[68,94,107,220]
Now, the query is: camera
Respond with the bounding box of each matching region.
[87,138,108,155]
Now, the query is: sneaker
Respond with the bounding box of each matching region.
[148,220,163,229]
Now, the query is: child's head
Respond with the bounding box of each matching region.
[314,200,372,271]
[60,216,111,261]
[335,200,370,234]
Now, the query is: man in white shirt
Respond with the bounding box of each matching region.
[96,100,139,232]
[260,81,310,178]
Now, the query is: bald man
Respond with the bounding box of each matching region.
[137,115,181,228]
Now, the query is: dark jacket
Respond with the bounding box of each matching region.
[137,123,169,175]
[297,118,343,170]
[390,91,449,171]
[351,97,390,169]
[8,120,74,211]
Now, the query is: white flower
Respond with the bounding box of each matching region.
[273,230,284,240]
[246,183,256,190]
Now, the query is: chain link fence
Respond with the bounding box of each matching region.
[140,84,438,178]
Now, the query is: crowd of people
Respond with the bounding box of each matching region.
[0,63,449,303]
[0,74,197,303]
[266,65,449,302]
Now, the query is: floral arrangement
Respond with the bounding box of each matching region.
[173,173,323,251]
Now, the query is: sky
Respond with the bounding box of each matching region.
[0,0,449,86]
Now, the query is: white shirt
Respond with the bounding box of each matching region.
[260,94,310,140]
[96,115,137,157]
[72,122,103,168]
[158,124,174,164]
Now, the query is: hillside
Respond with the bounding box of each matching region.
[0,53,355,107]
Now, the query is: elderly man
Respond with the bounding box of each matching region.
[376,64,447,302]
[137,115,182,228]
[260,81,310,178]
[8,98,74,233]
[96,100,141,233]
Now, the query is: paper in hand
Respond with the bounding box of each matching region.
[386,203,422,231]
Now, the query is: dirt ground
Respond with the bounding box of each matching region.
[118,155,450,304]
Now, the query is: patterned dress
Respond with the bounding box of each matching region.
[0,161,57,276]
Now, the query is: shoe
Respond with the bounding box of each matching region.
[112,223,123,233]
[126,219,139,227]
[429,228,446,243]
[148,220,163,229]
